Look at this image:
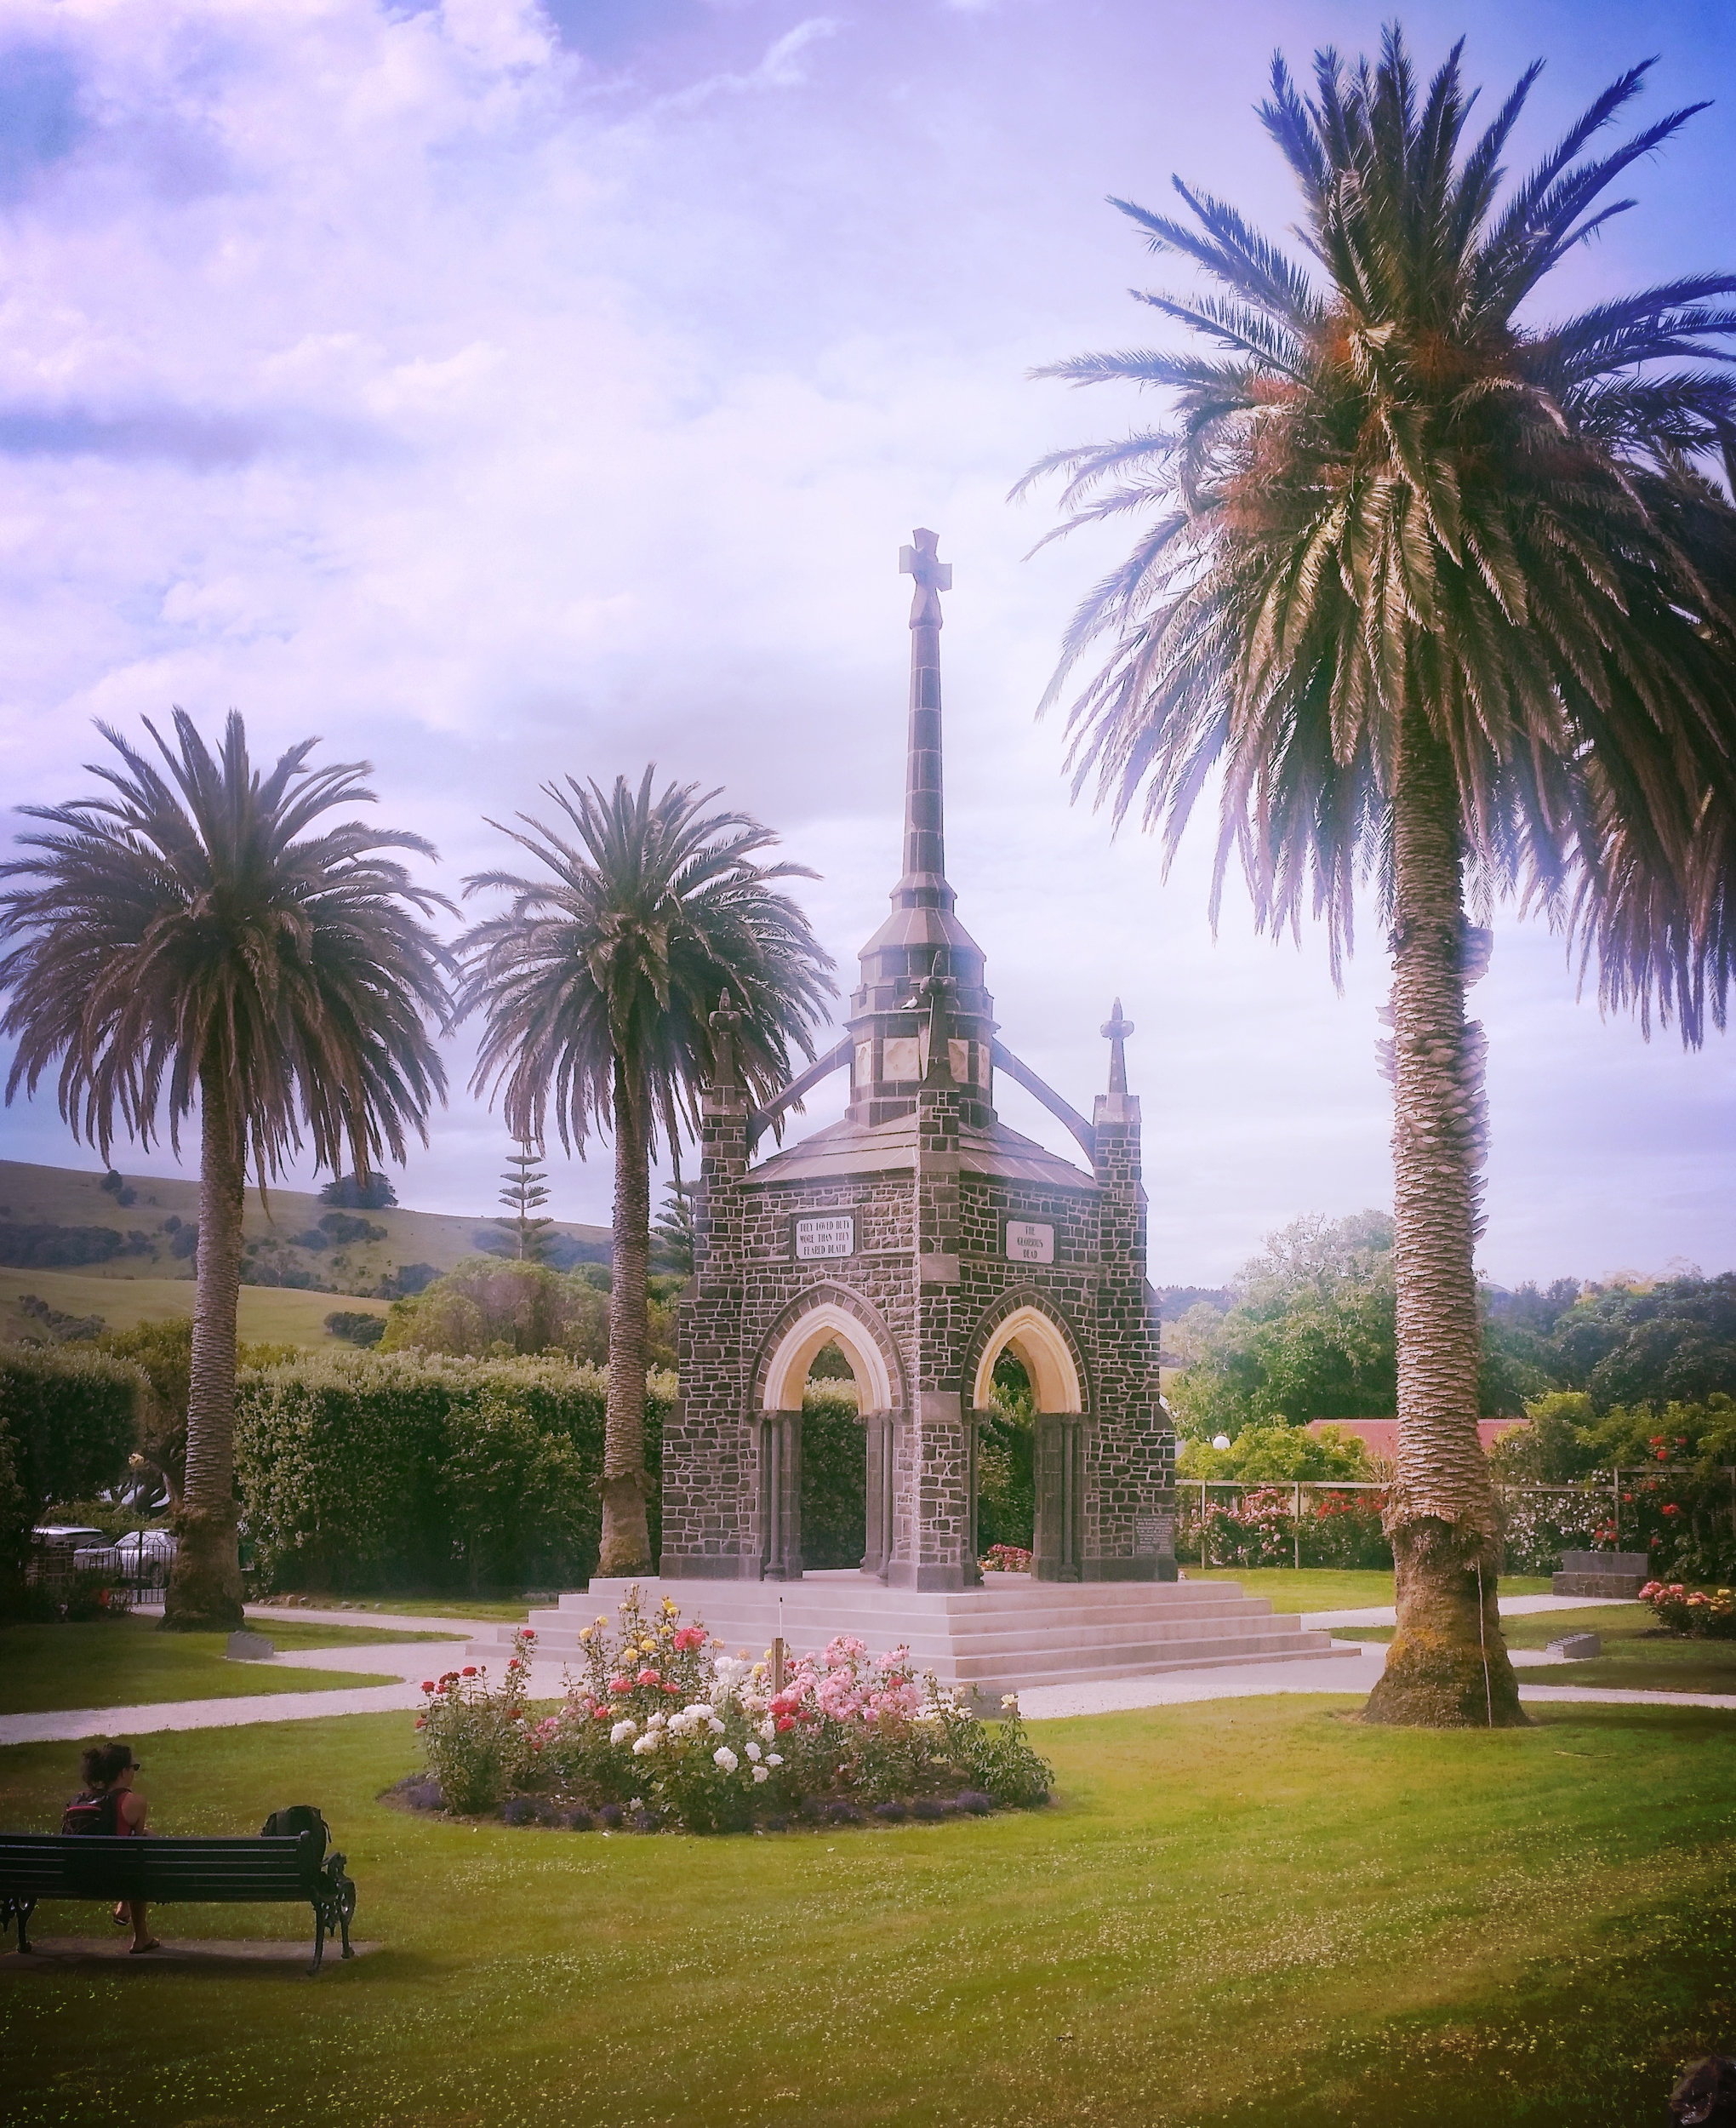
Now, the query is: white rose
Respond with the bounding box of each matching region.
[646,1713,667,1731]
[752,1765,769,1783]
[609,1719,637,1745]
[708,1717,726,1735]
[631,1733,659,1755]
[767,1753,783,1769]
[757,1717,776,1742]
[713,1746,738,1773]
[745,1741,762,1763]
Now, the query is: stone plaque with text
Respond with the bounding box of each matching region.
[1134,1514,1174,1556]
[793,1212,855,1261]
[1004,1219,1054,1265]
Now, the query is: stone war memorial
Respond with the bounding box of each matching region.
[503,533,1345,1695]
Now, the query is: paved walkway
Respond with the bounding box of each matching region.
[8,1593,1729,1748]
[1019,1636,1736,1720]
[1300,1593,1638,1631]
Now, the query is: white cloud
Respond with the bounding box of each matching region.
[0,0,1729,1284]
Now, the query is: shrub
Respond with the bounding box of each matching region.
[234,1350,674,1592]
[1639,1581,1736,1640]
[380,1257,610,1363]
[439,1396,589,1593]
[430,1592,1056,1835]
[323,1312,385,1347]
[319,1172,398,1210]
[0,1343,145,1509]
[800,1384,866,1569]
[0,1421,30,1615]
[416,1649,535,1812]
[0,1221,149,1269]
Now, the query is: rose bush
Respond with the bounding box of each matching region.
[414,1634,538,1811]
[408,1589,1054,1832]
[1639,1581,1736,1640]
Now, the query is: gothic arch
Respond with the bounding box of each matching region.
[753,1284,905,1415]
[966,1289,1088,1414]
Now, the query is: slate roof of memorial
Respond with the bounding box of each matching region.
[744,1109,1095,1192]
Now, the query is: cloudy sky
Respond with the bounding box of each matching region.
[0,0,1730,1286]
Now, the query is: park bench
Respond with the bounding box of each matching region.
[0,1829,357,1973]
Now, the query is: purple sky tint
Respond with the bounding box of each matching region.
[0,0,1730,1286]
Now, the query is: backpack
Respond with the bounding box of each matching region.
[61,1790,123,1836]
[260,1805,329,1859]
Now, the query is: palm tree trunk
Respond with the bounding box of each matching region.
[163,1067,247,1631]
[597,1056,654,1576]
[1363,706,1524,1727]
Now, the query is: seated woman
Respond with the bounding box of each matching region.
[61,1739,158,1953]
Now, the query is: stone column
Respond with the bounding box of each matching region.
[1085,1041,1174,1582]
[759,1410,804,1581]
[663,1013,760,1578]
[1032,1412,1084,1582]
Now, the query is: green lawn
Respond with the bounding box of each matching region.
[0,1618,411,1715]
[3,1697,1734,2126]
[262,1594,534,1623]
[1335,1604,1736,1696]
[1179,1567,1553,1612]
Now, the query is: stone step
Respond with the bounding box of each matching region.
[948,1630,1344,1686]
[455,1574,1345,1696]
[469,1603,1313,1663]
[465,1601,1291,1664]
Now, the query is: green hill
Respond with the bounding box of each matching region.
[0,1158,612,1351]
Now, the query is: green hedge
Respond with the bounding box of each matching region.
[235,1353,677,1594]
[0,1344,144,1512]
[800,1386,866,1569]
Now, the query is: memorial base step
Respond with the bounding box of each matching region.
[461,1571,1357,1699]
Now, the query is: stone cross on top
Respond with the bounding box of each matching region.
[899,527,952,628]
[1101,998,1134,1094]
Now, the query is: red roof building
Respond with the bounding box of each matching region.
[1305,1418,1526,1460]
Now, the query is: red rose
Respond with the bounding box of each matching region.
[523,1628,536,1639]
[776,1715,796,1733]
[592,1707,609,1720]
[608,1676,630,1693]
[664,1682,681,1694]
[420,1680,437,1693]
[506,1659,522,1672]
[461,1666,478,1677]
[637,1668,660,1687]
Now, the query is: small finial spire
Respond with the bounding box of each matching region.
[1101,998,1134,1094]
[710,987,742,1087]
[910,950,957,1082]
[899,527,952,628]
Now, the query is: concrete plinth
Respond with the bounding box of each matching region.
[465,1570,1354,1700]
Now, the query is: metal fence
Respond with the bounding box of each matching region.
[1177,1474,1644,1574]
[26,1536,176,1605]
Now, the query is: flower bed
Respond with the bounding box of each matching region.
[408,1589,1054,1832]
[1639,1581,1736,1640]
[979,1544,1032,1573]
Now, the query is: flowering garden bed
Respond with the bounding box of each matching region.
[1639,1582,1736,1640]
[398,1590,1054,1833]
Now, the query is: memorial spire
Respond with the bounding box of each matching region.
[895,527,954,909]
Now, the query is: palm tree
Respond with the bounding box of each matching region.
[1017,33,1736,1725]
[457,768,836,1577]
[0,712,452,1628]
